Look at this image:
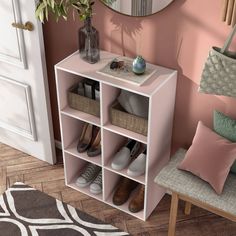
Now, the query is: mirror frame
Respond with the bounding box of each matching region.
[100,0,175,17]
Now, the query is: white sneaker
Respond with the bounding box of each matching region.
[90,171,102,195]
[76,163,101,188]
[127,153,146,177]
[111,140,140,171]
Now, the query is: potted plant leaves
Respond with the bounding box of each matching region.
[35,0,100,64]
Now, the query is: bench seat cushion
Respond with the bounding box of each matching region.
[154,148,236,217]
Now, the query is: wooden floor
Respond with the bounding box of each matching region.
[0,143,236,236]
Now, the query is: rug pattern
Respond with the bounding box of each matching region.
[0,182,129,236]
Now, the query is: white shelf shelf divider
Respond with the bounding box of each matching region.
[61,106,101,127]
[55,50,177,221]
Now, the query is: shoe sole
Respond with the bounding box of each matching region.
[127,169,145,177]
[89,188,102,195]
[111,163,127,171]
[128,206,144,213]
[75,180,92,188]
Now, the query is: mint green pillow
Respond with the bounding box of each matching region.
[213,110,236,174]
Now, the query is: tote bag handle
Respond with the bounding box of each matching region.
[221,25,236,53]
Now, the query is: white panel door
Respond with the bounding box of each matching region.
[0,0,56,164]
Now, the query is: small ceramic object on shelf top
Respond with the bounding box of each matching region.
[132,56,146,75]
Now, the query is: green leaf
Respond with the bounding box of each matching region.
[45,6,49,21]
[39,11,44,22]
[35,2,46,21]
[35,0,94,22]
[51,0,55,9]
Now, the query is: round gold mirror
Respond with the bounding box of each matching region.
[101,0,174,17]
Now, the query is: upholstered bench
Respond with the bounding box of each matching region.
[154,148,236,236]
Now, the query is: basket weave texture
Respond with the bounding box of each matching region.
[68,84,100,117]
[110,102,148,136]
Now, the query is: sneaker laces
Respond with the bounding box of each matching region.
[81,164,100,181]
[93,171,102,186]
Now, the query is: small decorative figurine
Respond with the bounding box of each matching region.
[133,56,146,75]
[132,56,146,75]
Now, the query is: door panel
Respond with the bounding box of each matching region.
[0,0,56,164]
[0,0,27,68]
[0,76,36,140]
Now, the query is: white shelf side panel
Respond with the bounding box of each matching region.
[145,73,177,220]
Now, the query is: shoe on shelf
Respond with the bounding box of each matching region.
[127,149,146,177]
[87,127,101,157]
[90,170,102,195]
[84,79,96,99]
[111,140,141,171]
[77,123,93,153]
[112,177,138,206]
[95,82,100,101]
[77,81,85,96]
[128,185,145,213]
[76,163,101,188]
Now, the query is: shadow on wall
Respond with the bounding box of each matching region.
[109,16,143,56]
[99,0,188,61]
[94,0,233,151]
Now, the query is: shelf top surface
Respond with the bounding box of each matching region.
[55,51,177,96]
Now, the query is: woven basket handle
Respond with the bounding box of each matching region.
[221,24,236,53]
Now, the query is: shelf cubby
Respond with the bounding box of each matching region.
[55,50,177,220]
[103,129,146,184]
[64,153,103,201]
[104,169,145,220]
[55,69,101,126]
[61,115,102,166]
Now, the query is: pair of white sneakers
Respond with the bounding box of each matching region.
[111,140,146,177]
[76,163,102,195]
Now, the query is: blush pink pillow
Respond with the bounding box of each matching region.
[178,121,236,194]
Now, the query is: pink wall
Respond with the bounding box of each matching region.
[43,0,236,150]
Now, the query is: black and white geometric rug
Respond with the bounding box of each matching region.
[0,182,129,236]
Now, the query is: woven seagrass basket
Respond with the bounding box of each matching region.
[110,102,148,136]
[68,84,100,117]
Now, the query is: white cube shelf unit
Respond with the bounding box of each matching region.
[55,51,177,221]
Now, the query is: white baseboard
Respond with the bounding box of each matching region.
[55,139,62,150]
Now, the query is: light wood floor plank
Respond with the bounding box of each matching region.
[23,166,64,184]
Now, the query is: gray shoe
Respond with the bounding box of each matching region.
[90,171,102,194]
[76,163,101,188]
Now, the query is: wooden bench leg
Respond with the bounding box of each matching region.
[168,192,179,236]
[184,201,192,215]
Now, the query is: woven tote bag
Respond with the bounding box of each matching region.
[199,25,236,97]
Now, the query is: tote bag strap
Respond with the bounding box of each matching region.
[221,24,236,53]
